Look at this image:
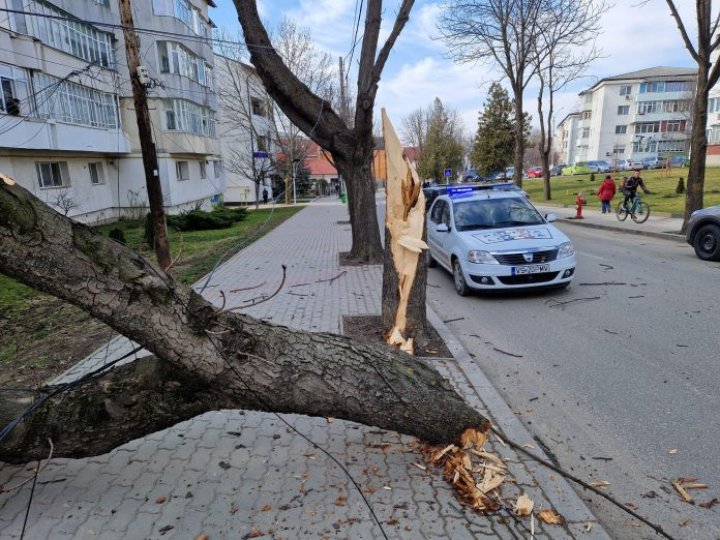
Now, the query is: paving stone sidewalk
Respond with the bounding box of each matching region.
[0,197,610,539]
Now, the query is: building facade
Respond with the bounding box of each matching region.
[556,67,697,168]
[215,55,275,205]
[0,0,222,224]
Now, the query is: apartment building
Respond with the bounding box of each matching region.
[556,67,697,168]
[0,0,222,224]
[215,55,275,205]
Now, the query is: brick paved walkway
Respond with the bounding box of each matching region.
[0,197,610,539]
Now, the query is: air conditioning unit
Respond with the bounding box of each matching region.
[625,95,631,100]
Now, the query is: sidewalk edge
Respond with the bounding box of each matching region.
[426,305,612,538]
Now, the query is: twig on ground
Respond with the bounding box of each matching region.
[316,270,347,284]
[229,281,267,293]
[493,347,523,358]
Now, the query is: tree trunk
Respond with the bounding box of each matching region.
[0,179,486,463]
[513,84,525,189]
[684,66,708,234]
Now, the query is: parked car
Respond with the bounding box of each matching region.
[613,159,632,171]
[425,183,576,295]
[550,164,566,176]
[591,160,612,173]
[526,166,543,178]
[685,205,720,261]
[562,162,591,175]
[642,156,663,169]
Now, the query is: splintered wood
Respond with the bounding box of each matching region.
[381,108,427,354]
[422,427,565,524]
[422,427,504,512]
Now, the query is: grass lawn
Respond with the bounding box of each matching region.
[0,205,304,387]
[522,166,720,215]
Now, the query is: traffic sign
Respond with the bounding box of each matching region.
[253,151,269,159]
[444,168,452,177]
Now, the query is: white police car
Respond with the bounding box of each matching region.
[425,184,576,295]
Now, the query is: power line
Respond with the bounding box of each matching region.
[0,7,268,52]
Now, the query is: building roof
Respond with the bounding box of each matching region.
[582,66,698,93]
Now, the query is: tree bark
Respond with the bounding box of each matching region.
[234,1,384,263]
[0,179,486,463]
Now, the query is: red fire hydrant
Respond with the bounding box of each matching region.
[575,192,585,219]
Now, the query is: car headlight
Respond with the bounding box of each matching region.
[557,241,575,259]
[467,250,498,264]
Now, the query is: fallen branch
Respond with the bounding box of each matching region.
[316,270,347,284]
[230,281,267,293]
[493,347,523,358]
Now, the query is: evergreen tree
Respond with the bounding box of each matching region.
[471,83,518,176]
[417,98,465,181]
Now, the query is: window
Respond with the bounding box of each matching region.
[251,97,266,117]
[635,122,660,134]
[640,81,665,93]
[153,0,209,37]
[617,105,629,115]
[581,127,590,138]
[581,111,591,120]
[91,0,109,6]
[199,161,207,179]
[637,101,661,114]
[709,98,720,114]
[30,1,114,66]
[213,160,222,178]
[256,135,268,151]
[615,125,627,134]
[163,99,216,136]
[8,0,28,33]
[619,85,632,96]
[157,42,212,87]
[0,63,28,116]
[662,99,690,113]
[665,120,685,132]
[34,73,118,129]
[665,81,692,92]
[176,161,190,181]
[613,145,625,155]
[36,161,69,188]
[89,162,104,184]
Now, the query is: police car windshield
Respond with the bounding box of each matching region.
[452,197,544,231]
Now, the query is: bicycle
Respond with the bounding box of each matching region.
[616,192,650,223]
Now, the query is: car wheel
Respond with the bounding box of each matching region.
[693,224,720,261]
[452,258,470,296]
[426,249,437,267]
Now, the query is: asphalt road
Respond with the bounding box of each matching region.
[426,223,720,540]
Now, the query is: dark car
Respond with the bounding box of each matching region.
[550,164,566,176]
[685,205,720,261]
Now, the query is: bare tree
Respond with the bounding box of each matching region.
[661,0,720,232]
[532,0,604,200]
[217,58,275,208]
[48,188,79,216]
[0,178,485,462]
[439,0,546,188]
[234,2,433,348]
[402,107,429,156]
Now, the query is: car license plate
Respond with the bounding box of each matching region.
[512,264,550,275]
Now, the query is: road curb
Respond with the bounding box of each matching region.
[426,305,612,538]
[559,217,686,242]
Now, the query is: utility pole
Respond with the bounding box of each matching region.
[118,0,171,269]
[338,56,349,124]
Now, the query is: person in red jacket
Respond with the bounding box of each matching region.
[596,174,617,213]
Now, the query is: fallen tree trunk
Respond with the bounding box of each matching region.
[0,178,487,463]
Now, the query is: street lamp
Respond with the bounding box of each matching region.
[291,158,300,206]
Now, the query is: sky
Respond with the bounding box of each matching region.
[212,1,698,141]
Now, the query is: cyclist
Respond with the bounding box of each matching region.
[622,169,651,211]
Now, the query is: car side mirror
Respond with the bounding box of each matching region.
[436,223,450,233]
[544,213,557,223]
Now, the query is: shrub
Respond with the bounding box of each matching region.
[167,207,247,232]
[590,172,596,182]
[676,177,685,194]
[108,227,126,244]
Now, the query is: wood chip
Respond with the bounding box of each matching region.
[588,480,610,488]
[667,448,678,455]
[672,481,694,504]
[537,509,563,525]
[513,494,534,516]
[684,484,709,490]
[411,462,427,471]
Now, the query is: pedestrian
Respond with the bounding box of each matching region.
[596,174,616,214]
[262,187,269,204]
